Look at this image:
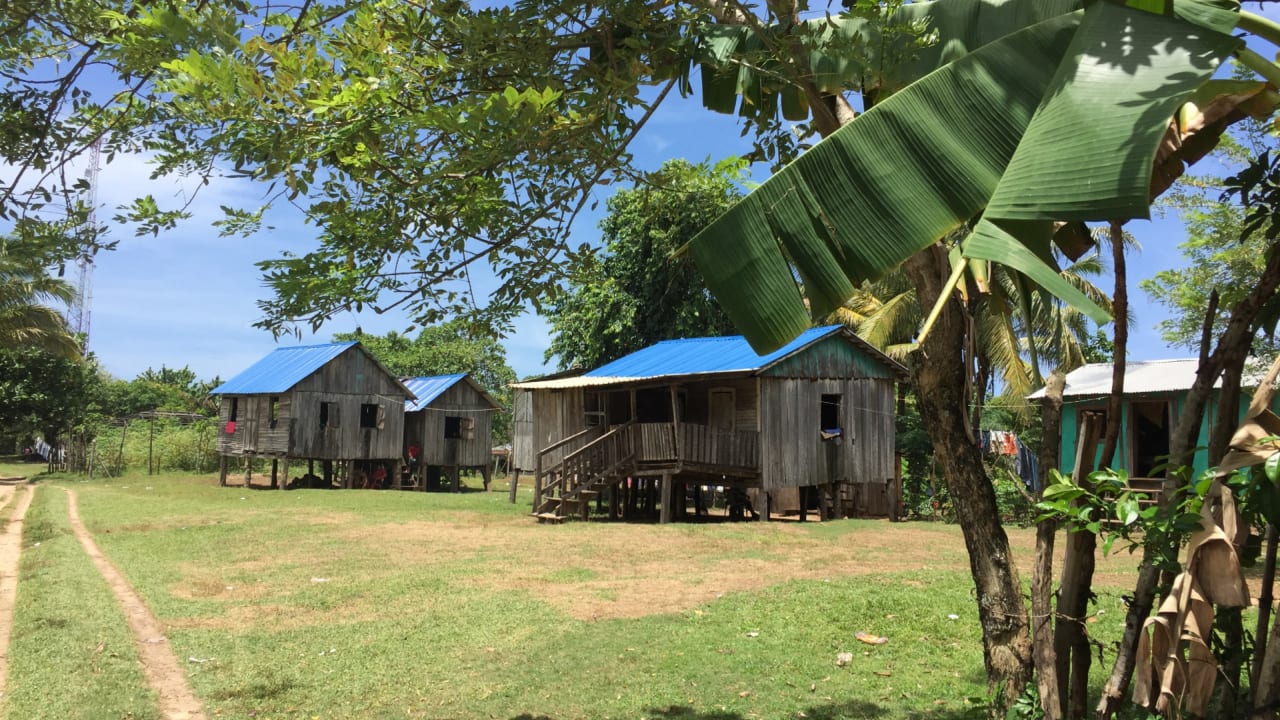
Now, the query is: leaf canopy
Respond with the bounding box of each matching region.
[684,0,1243,353]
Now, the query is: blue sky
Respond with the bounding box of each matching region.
[45,11,1280,385]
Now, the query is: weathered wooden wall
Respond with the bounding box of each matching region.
[216,394,291,455]
[512,387,586,470]
[758,377,895,492]
[215,345,408,461]
[408,381,495,467]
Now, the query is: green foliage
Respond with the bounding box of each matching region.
[0,348,100,446]
[545,158,742,369]
[685,0,1244,353]
[1037,466,1205,566]
[90,418,220,477]
[0,236,79,358]
[1078,326,1115,363]
[335,321,516,442]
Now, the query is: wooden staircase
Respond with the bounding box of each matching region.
[534,421,635,522]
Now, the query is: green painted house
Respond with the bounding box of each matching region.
[1028,359,1274,479]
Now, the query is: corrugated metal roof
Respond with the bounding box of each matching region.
[513,325,902,389]
[402,373,501,412]
[211,342,357,395]
[1026,359,1220,399]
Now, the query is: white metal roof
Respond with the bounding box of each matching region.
[1027,359,1219,399]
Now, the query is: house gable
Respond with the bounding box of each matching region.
[760,334,900,380]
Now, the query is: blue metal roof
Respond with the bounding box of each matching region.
[584,325,845,379]
[210,342,358,395]
[403,374,467,412]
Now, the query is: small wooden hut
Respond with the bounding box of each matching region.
[210,341,413,489]
[511,325,906,522]
[402,374,502,491]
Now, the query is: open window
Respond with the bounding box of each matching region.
[360,403,385,430]
[228,397,238,422]
[269,396,280,429]
[319,401,338,429]
[444,416,475,440]
[821,394,842,438]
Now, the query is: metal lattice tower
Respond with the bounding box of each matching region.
[68,139,100,351]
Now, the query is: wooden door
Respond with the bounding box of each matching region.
[709,388,735,430]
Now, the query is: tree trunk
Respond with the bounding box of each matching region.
[905,247,1032,706]
[1034,371,1066,720]
[1099,239,1280,719]
[1057,223,1128,718]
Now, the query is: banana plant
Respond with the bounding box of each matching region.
[682,0,1278,353]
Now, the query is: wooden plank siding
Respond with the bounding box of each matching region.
[514,387,586,471]
[407,381,495,467]
[215,344,409,462]
[759,377,895,492]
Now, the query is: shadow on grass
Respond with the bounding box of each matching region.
[511,699,898,720]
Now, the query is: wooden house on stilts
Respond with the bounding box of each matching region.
[402,374,502,491]
[210,342,414,489]
[511,325,906,522]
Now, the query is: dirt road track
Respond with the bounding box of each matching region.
[0,481,32,704]
[65,489,206,720]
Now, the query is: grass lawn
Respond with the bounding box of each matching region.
[4,468,1151,719]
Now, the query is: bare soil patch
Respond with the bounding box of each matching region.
[334,515,1149,621]
[65,489,206,720]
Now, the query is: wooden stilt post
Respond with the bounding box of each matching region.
[281,457,290,491]
[660,473,673,524]
[323,460,333,487]
[244,457,252,488]
[219,456,228,486]
[451,466,460,493]
[799,486,808,522]
[534,456,543,512]
[271,458,279,489]
[508,471,520,503]
[610,481,620,520]
[480,465,492,491]
[755,488,769,522]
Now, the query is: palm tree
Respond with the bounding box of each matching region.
[831,244,1113,422]
[0,248,80,358]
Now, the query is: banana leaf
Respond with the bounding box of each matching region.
[685,0,1240,353]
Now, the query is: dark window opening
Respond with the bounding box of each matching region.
[269,396,280,428]
[360,403,380,429]
[635,388,685,423]
[444,416,474,440]
[319,402,334,428]
[228,397,238,422]
[821,394,842,432]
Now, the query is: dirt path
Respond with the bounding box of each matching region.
[65,489,206,720]
[0,480,32,704]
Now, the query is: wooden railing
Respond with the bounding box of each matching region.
[535,421,636,517]
[534,425,603,510]
[630,422,759,470]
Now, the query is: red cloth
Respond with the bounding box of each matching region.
[225,421,236,434]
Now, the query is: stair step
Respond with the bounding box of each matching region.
[534,512,565,524]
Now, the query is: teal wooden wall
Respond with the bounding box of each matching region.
[1057,389,1269,478]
